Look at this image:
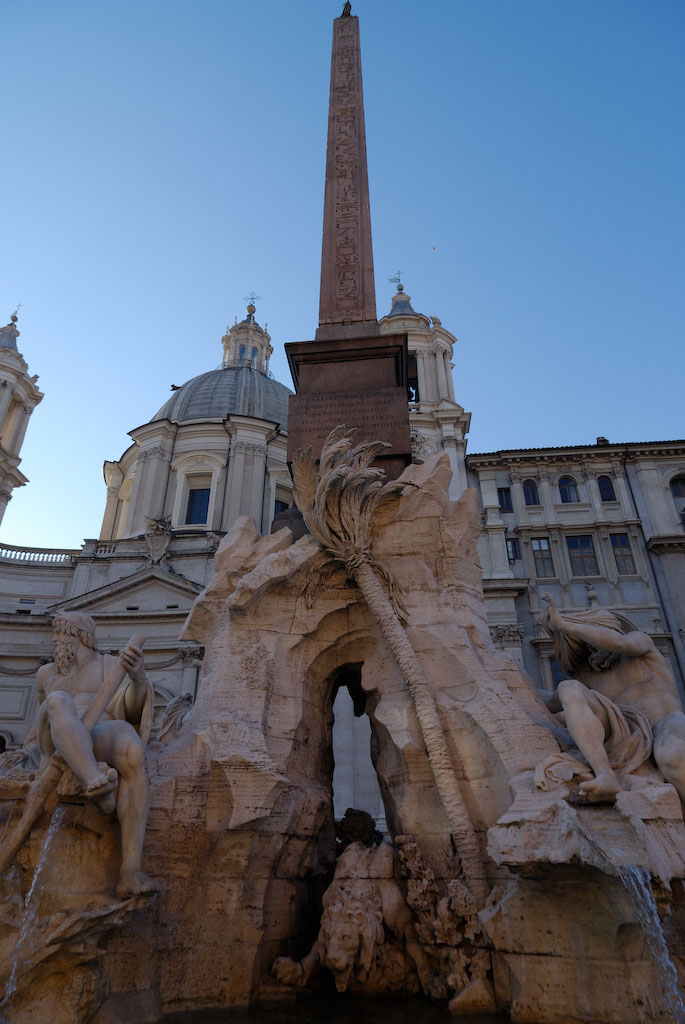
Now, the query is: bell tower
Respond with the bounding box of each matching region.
[0,313,43,526]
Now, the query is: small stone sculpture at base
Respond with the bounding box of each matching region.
[34,611,157,897]
[538,593,685,805]
[272,841,445,998]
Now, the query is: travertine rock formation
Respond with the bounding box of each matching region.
[0,448,683,1023]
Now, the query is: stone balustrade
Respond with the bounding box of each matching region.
[0,543,79,564]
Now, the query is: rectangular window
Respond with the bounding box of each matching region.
[186,487,210,525]
[566,534,599,576]
[611,533,636,574]
[507,538,521,561]
[532,537,555,578]
[498,487,513,513]
[274,498,289,516]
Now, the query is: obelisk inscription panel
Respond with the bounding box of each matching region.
[318,15,376,329]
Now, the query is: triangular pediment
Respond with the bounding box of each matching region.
[48,565,203,616]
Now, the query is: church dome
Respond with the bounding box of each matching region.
[153,365,292,427]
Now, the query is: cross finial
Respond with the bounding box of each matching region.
[389,271,404,293]
[244,292,261,307]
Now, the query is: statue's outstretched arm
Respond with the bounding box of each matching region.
[541,593,652,658]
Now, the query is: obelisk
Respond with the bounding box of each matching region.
[285,5,411,478]
[316,10,378,339]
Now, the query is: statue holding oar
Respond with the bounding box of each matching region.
[0,612,157,898]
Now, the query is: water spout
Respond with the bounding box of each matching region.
[1,804,65,1014]
[619,864,685,1024]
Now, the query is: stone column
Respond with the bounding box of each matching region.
[0,383,13,425]
[441,437,467,499]
[538,470,558,523]
[6,404,31,457]
[632,463,673,536]
[181,652,202,700]
[586,470,605,522]
[224,439,247,529]
[509,471,529,523]
[0,487,11,524]
[435,346,449,398]
[128,444,172,535]
[416,351,427,404]
[444,352,456,401]
[100,484,121,541]
[247,442,267,525]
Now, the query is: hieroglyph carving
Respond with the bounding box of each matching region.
[292,427,487,905]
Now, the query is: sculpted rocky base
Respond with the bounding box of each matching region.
[0,449,683,1023]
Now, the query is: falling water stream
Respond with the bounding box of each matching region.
[619,864,685,1024]
[0,804,65,1016]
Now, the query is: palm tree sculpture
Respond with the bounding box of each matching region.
[292,426,487,906]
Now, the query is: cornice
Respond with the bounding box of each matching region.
[467,440,685,470]
[646,535,685,555]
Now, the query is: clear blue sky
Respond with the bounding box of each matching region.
[2,0,684,548]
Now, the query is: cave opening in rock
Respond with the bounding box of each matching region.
[330,663,387,833]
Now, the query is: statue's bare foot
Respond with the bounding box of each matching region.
[579,771,620,803]
[116,869,159,899]
[87,766,118,798]
[87,767,118,814]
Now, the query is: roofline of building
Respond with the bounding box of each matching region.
[466,439,685,464]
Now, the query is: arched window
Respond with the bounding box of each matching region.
[238,345,246,364]
[523,479,539,506]
[598,475,616,502]
[559,476,579,504]
[671,476,685,530]
[671,475,685,500]
[251,347,258,367]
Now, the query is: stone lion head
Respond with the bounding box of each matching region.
[320,881,384,992]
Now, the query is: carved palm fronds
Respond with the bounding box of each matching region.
[292,427,487,906]
[292,426,407,619]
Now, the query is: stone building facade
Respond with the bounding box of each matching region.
[467,440,685,700]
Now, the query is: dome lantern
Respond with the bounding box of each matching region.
[221,299,273,373]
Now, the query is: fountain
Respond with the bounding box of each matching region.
[0,6,683,1023]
